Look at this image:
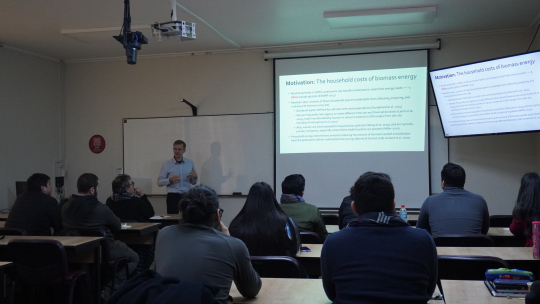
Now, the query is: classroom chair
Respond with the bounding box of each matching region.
[78,229,131,294]
[300,231,322,244]
[489,215,513,227]
[322,215,339,225]
[437,255,509,303]
[407,219,417,226]
[250,256,307,278]
[7,239,91,304]
[433,234,495,247]
[0,228,26,236]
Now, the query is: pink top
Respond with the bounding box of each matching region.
[510,218,533,247]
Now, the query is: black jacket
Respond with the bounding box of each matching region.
[5,191,61,236]
[107,270,220,304]
[106,194,155,222]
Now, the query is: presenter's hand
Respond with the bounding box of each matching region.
[134,187,144,196]
[187,168,198,179]
[219,222,230,236]
[169,175,180,183]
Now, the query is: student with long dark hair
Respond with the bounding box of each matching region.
[229,182,301,257]
[155,185,261,304]
[510,172,540,247]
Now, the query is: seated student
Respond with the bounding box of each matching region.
[417,162,489,235]
[106,174,155,222]
[321,172,437,304]
[509,172,540,247]
[6,173,61,236]
[229,182,301,257]
[279,174,328,240]
[338,186,357,230]
[155,185,261,304]
[61,173,139,293]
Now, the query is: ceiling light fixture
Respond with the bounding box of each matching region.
[324,6,436,29]
[263,40,440,60]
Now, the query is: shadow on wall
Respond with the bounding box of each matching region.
[200,142,232,194]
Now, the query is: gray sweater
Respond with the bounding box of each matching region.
[416,187,489,235]
[155,224,261,304]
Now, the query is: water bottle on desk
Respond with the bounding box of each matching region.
[533,221,540,259]
[399,205,407,221]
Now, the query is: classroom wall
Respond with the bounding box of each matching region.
[63,29,540,219]
[0,47,62,209]
[63,52,271,221]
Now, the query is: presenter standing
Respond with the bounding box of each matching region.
[158,140,198,214]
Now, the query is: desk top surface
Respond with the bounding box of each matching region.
[487,227,515,237]
[230,278,331,304]
[150,214,181,221]
[230,278,443,304]
[119,222,160,234]
[442,280,525,303]
[326,225,338,233]
[325,225,516,238]
[298,244,534,261]
[0,236,102,253]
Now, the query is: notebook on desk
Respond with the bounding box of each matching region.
[484,280,528,298]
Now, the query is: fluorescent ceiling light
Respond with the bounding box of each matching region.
[324,6,436,29]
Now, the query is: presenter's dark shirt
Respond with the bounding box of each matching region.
[6,191,61,236]
[416,187,489,235]
[321,222,437,304]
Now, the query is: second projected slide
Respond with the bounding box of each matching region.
[279,67,427,154]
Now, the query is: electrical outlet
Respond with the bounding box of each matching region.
[116,167,123,175]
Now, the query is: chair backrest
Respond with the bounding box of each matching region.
[0,228,27,236]
[250,256,305,278]
[489,215,513,227]
[433,234,495,247]
[7,239,68,285]
[438,255,509,280]
[300,231,322,244]
[322,214,338,225]
[78,229,111,261]
[407,219,417,227]
[120,219,138,223]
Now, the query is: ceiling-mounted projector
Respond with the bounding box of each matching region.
[151,0,196,41]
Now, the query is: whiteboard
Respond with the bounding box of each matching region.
[123,113,274,195]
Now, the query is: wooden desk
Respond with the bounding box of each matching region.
[0,236,102,304]
[230,278,441,304]
[441,280,525,303]
[436,247,533,261]
[326,225,338,233]
[299,245,535,261]
[297,245,539,277]
[230,278,331,304]
[488,228,526,247]
[149,214,181,227]
[0,222,162,245]
[0,214,7,221]
[114,222,160,245]
[488,228,513,237]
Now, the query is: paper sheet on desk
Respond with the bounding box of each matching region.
[150,216,171,219]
